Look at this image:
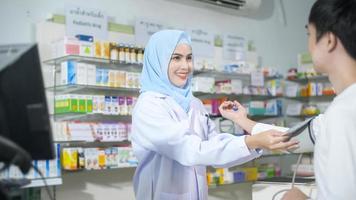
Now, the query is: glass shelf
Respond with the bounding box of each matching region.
[286,114,319,118]
[43,55,143,72]
[46,84,140,96]
[62,165,137,173]
[52,113,131,122]
[193,92,281,101]
[286,75,329,83]
[246,95,282,101]
[257,176,315,184]
[285,95,335,102]
[249,115,282,120]
[193,70,282,80]
[208,181,254,189]
[265,75,284,80]
[193,70,250,79]
[22,177,62,188]
[55,140,131,148]
[208,114,281,120]
[259,151,313,157]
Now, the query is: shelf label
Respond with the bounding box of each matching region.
[65,4,108,39]
[188,29,214,58]
[223,34,246,61]
[251,70,264,87]
[286,103,303,116]
[135,18,167,46]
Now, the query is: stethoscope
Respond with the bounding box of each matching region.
[308,117,316,145]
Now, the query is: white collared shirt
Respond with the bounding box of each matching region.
[313,83,356,200]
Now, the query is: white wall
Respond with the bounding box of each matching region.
[0,0,313,70]
[0,0,314,199]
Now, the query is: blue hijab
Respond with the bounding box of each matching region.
[140,30,193,112]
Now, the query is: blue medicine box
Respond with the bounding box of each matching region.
[233,171,245,183]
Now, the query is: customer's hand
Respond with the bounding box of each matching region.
[282,187,308,200]
[245,129,299,151]
[219,100,247,121]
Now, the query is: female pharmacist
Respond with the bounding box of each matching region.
[131,30,298,200]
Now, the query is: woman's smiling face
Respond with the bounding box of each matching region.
[168,44,193,88]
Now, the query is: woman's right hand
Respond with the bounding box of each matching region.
[245,130,299,151]
[219,100,248,122]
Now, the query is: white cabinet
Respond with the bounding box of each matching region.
[253,182,317,200]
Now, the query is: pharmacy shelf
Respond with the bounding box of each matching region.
[286,114,319,118]
[249,115,282,120]
[208,114,282,120]
[208,177,313,189]
[256,176,315,184]
[247,94,282,101]
[46,84,140,96]
[260,151,313,157]
[52,113,131,122]
[208,181,254,189]
[22,177,62,188]
[43,55,143,71]
[265,75,284,80]
[286,75,329,83]
[285,95,335,102]
[193,70,282,81]
[193,70,250,80]
[63,165,137,172]
[55,140,131,148]
[193,92,282,101]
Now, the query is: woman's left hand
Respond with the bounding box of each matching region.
[219,100,247,121]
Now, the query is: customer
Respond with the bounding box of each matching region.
[282,0,356,199]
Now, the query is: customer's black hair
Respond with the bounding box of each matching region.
[308,0,356,60]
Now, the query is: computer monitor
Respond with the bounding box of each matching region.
[0,44,54,160]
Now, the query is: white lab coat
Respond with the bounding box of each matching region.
[131,91,262,200]
[312,83,356,200]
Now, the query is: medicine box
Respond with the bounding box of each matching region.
[192,77,215,93]
[61,148,78,171]
[86,95,93,113]
[79,41,94,57]
[248,101,266,116]
[51,37,80,58]
[55,95,79,113]
[115,71,126,88]
[61,61,76,85]
[78,95,87,113]
[76,63,88,85]
[101,69,109,86]
[242,167,258,181]
[111,96,119,115]
[61,61,87,85]
[86,64,96,86]
[96,68,103,86]
[108,70,116,87]
[104,96,112,114]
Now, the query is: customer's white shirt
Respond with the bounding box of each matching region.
[247,83,356,199]
[313,83,356,200]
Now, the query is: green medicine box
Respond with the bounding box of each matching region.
[249,107,266,116]
[86,96,93,113]
[78,95,87,113]
[55,95,79,113]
